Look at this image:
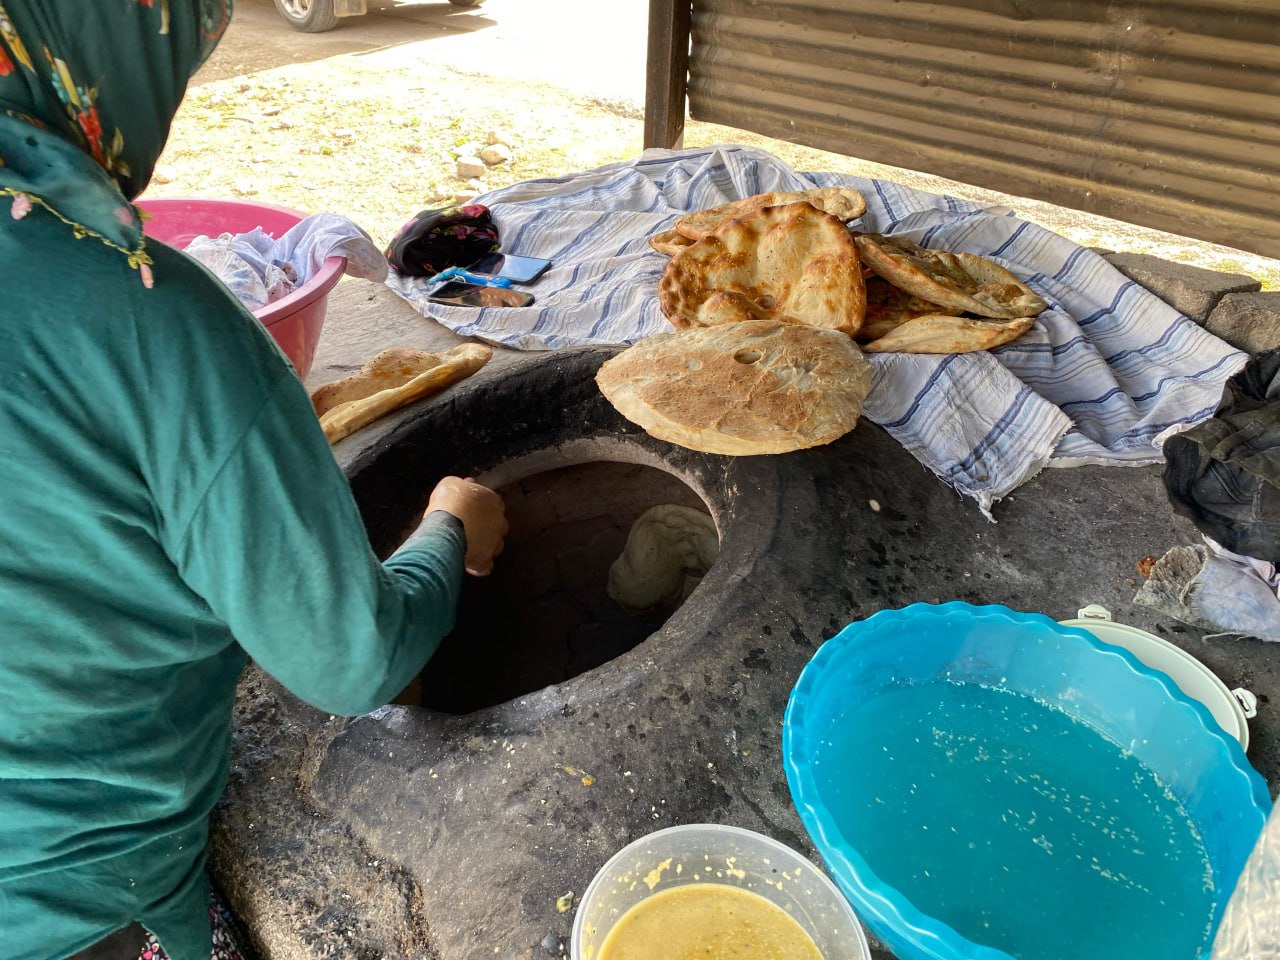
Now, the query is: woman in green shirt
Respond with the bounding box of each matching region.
[0,2,507,958]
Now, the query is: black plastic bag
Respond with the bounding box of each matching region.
[385,203,501,278]
[1163,349,1280,562]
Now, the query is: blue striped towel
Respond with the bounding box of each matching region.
[387,146,1247,515]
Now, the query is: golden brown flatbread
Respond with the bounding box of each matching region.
[854,233,1047,320]
[311,346,444,416]
[861,314,1035,354]
[315,343,492,444]
[674,187,867,241]
[595,320,872,456]
[857,276,965,342]
[649,228,695,257]
[658,202,866,337]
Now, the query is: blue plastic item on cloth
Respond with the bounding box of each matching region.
[425,266,513,288]
[783,602,1271,960]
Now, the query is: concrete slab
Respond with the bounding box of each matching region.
[305,277,528,470]
[1205,291,1280,355]
[1103,252,1261,322]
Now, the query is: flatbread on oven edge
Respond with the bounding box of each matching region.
[596,319,873,456]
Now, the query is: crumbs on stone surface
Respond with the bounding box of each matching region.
[561,765,596,787]
[556,892,575,913]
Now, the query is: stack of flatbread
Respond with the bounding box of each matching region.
[851,233,1046,354]
[310,343,491,444]
[649,186,869,257]
[658,200,867,336]
[649,192,1046,354]
[596,189,1048,456]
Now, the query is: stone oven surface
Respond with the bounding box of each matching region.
[212,289,1280,960]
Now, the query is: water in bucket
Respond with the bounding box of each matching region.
[815,678,1216,960]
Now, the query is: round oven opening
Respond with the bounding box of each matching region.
[407,458,719,714]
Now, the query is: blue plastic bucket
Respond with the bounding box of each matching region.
[783,602,1271,960]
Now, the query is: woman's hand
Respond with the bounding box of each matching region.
[426,477,508,576]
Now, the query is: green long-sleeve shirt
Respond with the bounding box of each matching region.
[0,200,465,959]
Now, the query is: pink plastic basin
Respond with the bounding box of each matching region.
[135,197,345,378]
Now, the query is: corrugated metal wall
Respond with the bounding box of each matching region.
[680,0,1280,258]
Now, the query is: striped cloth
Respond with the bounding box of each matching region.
[387,146,1247,515]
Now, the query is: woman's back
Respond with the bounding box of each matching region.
[0,191,293,956]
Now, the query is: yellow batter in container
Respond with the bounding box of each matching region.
[597,882,824,960]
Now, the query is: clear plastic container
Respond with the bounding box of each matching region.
[1213,802,1280,958]
[570,823,870,960]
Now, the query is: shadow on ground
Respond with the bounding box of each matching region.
[196,0,496,82]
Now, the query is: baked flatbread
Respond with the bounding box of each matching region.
[596,320,872,456]
[674,187,867,241]
[311,346,444,416]
[659,202,866,336]
[854,233,1047,320]
[316,343,492,443]
[861,314,1035,354]
[858,276,965,342]
[649,228,695,257]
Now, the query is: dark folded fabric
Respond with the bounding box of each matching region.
[1163,349,1280,562]
[385,204,501,278]
[67,924,146,960]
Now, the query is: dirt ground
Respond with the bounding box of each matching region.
[145,0,1279,289]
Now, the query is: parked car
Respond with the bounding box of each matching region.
[273,0,482,33]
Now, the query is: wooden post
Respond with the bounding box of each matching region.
[645,0,692,149]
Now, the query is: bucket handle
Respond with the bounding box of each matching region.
[1232,688,1259,720]
[1077,605,1258,722]
[1076,604,1113,621]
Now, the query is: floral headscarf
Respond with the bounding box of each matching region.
[0,0,231,280]
[0,0,229,197]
